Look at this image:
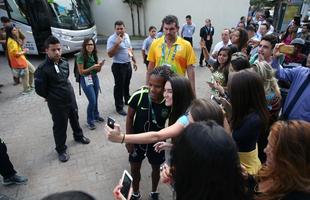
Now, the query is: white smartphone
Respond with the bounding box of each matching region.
[120,170,133,199]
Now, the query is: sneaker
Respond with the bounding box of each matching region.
[117,109,127,116]
[149,192,159,200]
[3,174,28,185]
[95,116,105,123]
[87,123,96,130]
[22,88,32,95]
[130,193,142,200]
[58,151,70,162]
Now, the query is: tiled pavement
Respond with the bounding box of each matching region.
[0,45,211,200]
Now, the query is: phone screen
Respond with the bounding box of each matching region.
[120,173,132,199]
[107,117,115,129]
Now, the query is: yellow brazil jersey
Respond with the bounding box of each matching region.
[147,36,196,76]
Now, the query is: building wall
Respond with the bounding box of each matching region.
[91,0,250,48]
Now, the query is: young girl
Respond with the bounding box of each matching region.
[6,25,34,94]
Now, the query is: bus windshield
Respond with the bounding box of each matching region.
[47,0,94,30]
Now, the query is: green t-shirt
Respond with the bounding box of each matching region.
[76,54,97,75]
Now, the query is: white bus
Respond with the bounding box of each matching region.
[0,0,97,55]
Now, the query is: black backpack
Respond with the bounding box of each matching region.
[34,64,47,98]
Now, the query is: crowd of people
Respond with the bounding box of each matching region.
[0,9,310,200]
[108,12,310,200]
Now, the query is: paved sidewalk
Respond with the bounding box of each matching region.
[0,46,211,200]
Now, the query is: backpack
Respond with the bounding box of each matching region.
[74,52,98,95]
[34,64,47,98]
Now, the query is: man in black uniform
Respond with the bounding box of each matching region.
[35,36,90,162]
[0,138,28,185]
[199,18,214,67]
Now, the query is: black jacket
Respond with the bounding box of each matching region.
[35,56,75,106]
[200,25,214,42]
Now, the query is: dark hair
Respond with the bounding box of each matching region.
[281,24,297,42]
[229,70,269,130]
[231,52,251,71]
[186,15,191,19]
[44,35,60,49]
[169,76,195,125]
[235,27,249,51]
[189,99,224,126]
[214,47,232,85]
[261,34,278,49]
[171,121,247,200]
[302,23,310,30]
[150,66,175,81]
[1,16,10,23]
[246,24,257,32]
[80,38,98,67]
[261,22,270,31]
[162,15,179,28]
[41,191,95,200]
[148,26,156,32]
[5,24,17,42]
[114,20,125,28]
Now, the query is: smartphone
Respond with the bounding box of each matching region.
[211,95,222,105]
[279,45,295,54]
[107,117,115,129]
[99,59,105,66]
[120,170,133,200]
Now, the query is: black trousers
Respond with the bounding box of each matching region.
[0,139,16,179]
[111,62,132,111]
[48,100,84,154]
[199,40,212,65]
[183,37,193,46]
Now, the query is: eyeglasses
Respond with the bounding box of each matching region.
[86,43,94,46]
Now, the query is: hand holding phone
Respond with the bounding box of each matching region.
[120,170,133,200]
[99,59,105,66]
[279,45,295,54]
[107,117,115,129]
[211,95,222,105]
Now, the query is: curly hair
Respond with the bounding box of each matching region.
[256,120,310,200]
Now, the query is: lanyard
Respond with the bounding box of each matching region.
[161,39,178,63]
[148,95,164,129]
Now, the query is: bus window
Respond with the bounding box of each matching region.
[6,0,28,24]
[47,0,94,30]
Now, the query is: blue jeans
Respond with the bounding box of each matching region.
[80,74,100,125]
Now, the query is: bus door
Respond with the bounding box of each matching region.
[19,0,52,54]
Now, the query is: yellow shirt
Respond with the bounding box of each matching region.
[147,36,196,76]
[238,145,262,175]
[7,37,27,68]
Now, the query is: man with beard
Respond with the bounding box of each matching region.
[147,15,196,94]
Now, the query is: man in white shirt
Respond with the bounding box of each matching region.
[211,28,231,57]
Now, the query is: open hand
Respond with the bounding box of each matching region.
[153,142,173,152]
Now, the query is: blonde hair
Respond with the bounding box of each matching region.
[251,61,280,97]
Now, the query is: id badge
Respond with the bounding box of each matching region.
[54,64,60,73]
[84,75,93,86]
